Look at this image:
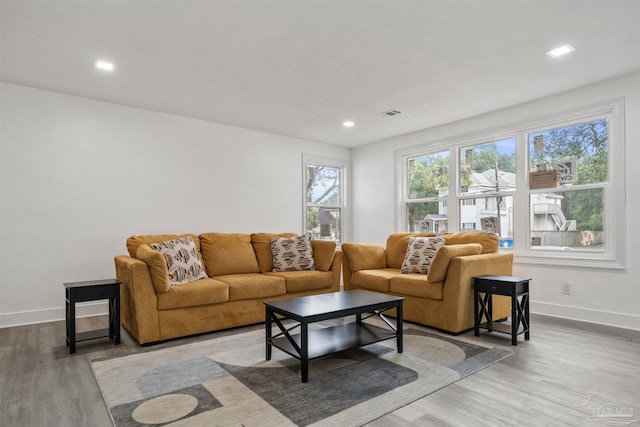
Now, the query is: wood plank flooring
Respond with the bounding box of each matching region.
[0,314,638,426]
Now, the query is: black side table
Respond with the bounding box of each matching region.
[64,279,121,354]
[473,275,530,346]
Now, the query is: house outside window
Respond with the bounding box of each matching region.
[459,137,516,247]
[304,157,347,244]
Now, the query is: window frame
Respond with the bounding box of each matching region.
[303,155,349,246]
[396,99,626,269]
[403,149,450,233]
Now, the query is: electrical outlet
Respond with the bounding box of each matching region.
[562,282,571,295]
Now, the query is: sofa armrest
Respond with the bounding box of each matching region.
[114,255,161,344]
[341,243,387,290]
[440,252,513,333]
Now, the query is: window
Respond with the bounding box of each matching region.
[459,138,516,245]
[304,157,347,244]
[404,151,449,233]
[528,119,608,252]
[397,100,625,268]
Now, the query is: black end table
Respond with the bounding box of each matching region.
[64,279,121,354]
[474,275,530,346]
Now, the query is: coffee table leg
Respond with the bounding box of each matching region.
[265,308,272,360]
[301,322,308,383]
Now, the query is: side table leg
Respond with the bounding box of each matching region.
[65,290,70,347]
[474,289,480,337]
[115,287,121,345]
[109,297,115,339]
[524,292,530,341]
[511,294,518,346]
[69,293,76,354]
[487,294,493,332]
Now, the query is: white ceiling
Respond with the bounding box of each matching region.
[1,0,639,148]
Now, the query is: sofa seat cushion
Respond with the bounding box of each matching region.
[157,278,229,310]
[350,268,401,292]
[214,274,286,301]
[265,270,333,293]
[390,275,443,300]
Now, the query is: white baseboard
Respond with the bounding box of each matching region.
[531,301,640,331]
[0,301,109,328]
[2,300,639,331]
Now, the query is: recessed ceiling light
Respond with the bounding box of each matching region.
[342,121,355,128]
[545,44,575,58]
[95,60,115,71]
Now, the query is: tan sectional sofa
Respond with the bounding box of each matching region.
[114,232,341,344]
[341,231,512,334]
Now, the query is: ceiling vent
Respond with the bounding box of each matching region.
[377,109,403,118]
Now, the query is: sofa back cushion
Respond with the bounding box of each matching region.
[426,243,483,283]
[199,232,260,276]
[342,243,387,272]
[386,232,438,269]
[126,234,201,258]
[310,240,337,272]
[251,232,297,273]
[443,231,499,254]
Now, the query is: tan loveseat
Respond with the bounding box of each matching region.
[114,232,341,344]
[341,231,512,334]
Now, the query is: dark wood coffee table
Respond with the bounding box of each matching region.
[265,290,404,382]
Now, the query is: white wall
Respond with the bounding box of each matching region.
[0,83,350,327]
[351,72,640,330]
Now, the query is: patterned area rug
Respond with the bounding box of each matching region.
[91,321,512,426]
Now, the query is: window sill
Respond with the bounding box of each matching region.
[512,252,626,270]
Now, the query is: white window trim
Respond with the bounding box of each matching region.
[302,154,351,246]
[395,99,626,269]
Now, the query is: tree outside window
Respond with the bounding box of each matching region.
[528,119,608,251]
[406,151,448,233]
[305,162,343,244]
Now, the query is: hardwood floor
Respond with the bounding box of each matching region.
[0,314,638,426]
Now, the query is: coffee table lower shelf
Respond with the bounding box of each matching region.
[270,323,397,360]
